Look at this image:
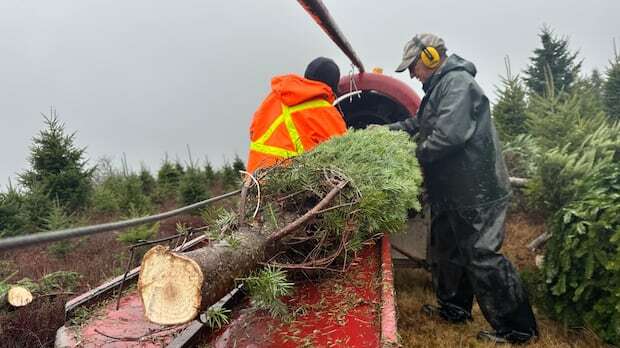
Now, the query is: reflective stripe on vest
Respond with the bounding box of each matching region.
[250,98,332,159]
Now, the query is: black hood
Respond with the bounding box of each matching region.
[423,54,477,93]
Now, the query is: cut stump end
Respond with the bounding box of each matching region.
[7,286,33,307]
[138,245,204,325]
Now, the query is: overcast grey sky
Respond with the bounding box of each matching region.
[1,0,619,188]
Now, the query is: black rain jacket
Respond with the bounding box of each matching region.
[389,54,511,211]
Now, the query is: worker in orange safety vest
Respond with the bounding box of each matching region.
[246,57,347,174]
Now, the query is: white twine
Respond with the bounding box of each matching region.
[239,170,261,219]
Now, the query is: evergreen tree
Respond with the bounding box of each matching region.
[178,167,210,205]
[19,110,94,212]
[589,69,605,102]
[175,161,185,175]
[232,155,246,173]
[0,182,28,237]
[573,70,606,118]
[603,46,620,121]
[20,185,55,231]
[117,205,159,245]
[45,201,75,257]
[219,162,239,190]
[204,158,216,183]
[524,26,582,96]
[157,159,182,196]
[139,165,156,196]
[493,57,528,140]
[526,84,606,152]
[94,172,152,213]
[119,173,153,212]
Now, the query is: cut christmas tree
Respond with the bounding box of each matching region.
[138,128,423,325]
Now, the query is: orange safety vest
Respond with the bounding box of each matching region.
[246,74,347,173]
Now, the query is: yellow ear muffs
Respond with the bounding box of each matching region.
[420,46,441,69]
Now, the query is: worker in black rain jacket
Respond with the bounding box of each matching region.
[385,33,538,344]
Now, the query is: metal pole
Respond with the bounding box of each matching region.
[0,190,241,251]
[297,0,365,73]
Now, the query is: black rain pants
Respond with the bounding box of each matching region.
[429,200,538,336]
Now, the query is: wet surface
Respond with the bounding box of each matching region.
[58,244,384,348]
[59,293,190,347]
[206,245,382,348]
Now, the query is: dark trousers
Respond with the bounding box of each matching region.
[429,201,538,335]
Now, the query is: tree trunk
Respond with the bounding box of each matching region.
[1,286,33,308]
[527,231,551,251]
[509,176,529,188]
[138,182,345,325]
[138,229,270,325]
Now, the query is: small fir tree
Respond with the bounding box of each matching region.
[232,155,246,173]
[175,161,185,175]
[537,123,620,344]
[603,44,620,121]
[524,26,582,96]
[117,174,153,212]
[19,110,94,212]
[589,69,605,104]
[117,205,159,245]
[219,162,239,190]
[572,70,606,118]
[204,158,216,183]
[91,182,121,214]
[526,84,607,153]
[178,167,210,206]
[139,166,156,197]
[0,181,28,237]
[45,201,75,258]
[157,158,182,197]
[493,57,528,141]
[20,185,54,230]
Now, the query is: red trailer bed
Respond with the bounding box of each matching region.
[55,237,398,348]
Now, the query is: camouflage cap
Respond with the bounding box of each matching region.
[395,33,447,72]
